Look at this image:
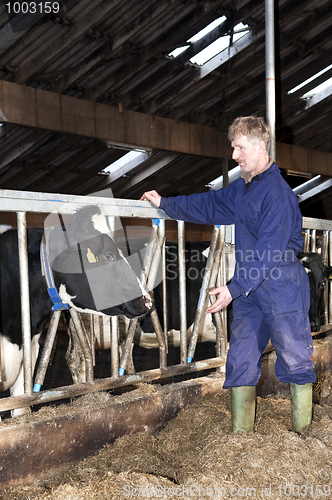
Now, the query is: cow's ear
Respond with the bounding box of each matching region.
[325,267,332,280]
[74,205,101,234]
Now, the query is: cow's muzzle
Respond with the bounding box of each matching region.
[144,292,153,311]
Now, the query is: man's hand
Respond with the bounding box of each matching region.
[140,190,161,208]
[206,286,232,314]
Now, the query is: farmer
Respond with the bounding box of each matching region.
[141,115,316,433]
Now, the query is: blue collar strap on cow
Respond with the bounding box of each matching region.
[40,232,70,311]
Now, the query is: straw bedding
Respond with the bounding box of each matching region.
[2,376,332,500]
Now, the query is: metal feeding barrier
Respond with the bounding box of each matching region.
[0,190,332,416]
[302,218,332,329]
[0,189,228,416]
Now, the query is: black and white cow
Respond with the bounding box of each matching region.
[0,205,152,411]
[298,251,332,332]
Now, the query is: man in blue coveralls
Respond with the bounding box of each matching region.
[141,116,316,433]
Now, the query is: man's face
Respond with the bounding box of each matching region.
[231,134,264,177]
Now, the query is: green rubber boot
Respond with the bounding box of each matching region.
[290,383,312,432]
[231,386,256,433]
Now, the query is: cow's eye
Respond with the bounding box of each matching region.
[105,252,115,262]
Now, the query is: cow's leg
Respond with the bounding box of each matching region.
[0,334,23,394]
[9,362,27,417]
[0,336,23,420]
[9,334,41,417]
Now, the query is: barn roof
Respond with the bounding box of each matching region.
[0,0,332,219]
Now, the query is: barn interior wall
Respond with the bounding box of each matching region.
[0,212,214,241]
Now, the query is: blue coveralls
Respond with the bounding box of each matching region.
[160,163,316,388]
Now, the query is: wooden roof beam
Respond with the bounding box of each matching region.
[0,80,228,158]
[1,80,332,178]
[276,142,332,177]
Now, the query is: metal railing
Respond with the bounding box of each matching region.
[0,189,331,416]
[0,190,227,415]
[302,217,332,329]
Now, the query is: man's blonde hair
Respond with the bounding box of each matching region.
[228,116,270,152]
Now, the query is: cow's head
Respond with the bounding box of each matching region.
[298,251,332,332]
[47,205,153,318]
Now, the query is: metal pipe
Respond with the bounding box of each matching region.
[209,226,227,362]
[329,231,332,324]
[311,229,317,252]
[146,221,164,292]
[69,308,94,383]
[303,229,310,253]
[111,316,119,377]
[100,315,112,350]
[178,220,187,363]
[220,236,229,361]
[144,220,167,367]
[323,231,329,326]
[33,310,61,392]
[118,220,160,376]
[90,314,97,365]
[208,226,225,296]
[322,230,329,265]
[150,309,167,368]
[1,191,332,230]
[141,222,159,287]
[330,281,332,326]
[119,317,139,376]
[324,277,329,327]
[187,225,221,363]
[161,222,168,353]
[17,211,33,395]
[210,231,226,371]
[265,0,276,159]
[0,357,225,414]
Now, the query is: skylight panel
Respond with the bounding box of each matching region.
[293,175,321,195]
[102,151,147,174]
[187,16,226,43]
[167,17,250,67]
[190,22,249,66]
[232,22,250,42]
[206,166,241,190]
[168,16,226,58]
[190,36,230,65]
[288,64,332,95]
[168,46,189,58]
[301,76,332,99]
[296,178,332,203]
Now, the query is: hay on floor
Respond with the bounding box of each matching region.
[2,376,332,500]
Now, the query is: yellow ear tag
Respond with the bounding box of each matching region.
[86,247,98,263]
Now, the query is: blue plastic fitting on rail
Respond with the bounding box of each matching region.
[33,383,41,393]
[119,367,125,376]
[187,356,192,363]
[152,218,160,226]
